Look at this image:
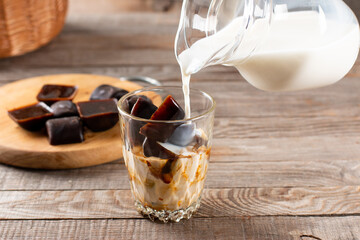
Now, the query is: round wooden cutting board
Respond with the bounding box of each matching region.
[0,74,143,169]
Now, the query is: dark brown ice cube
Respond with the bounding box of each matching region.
[149,95,185,121]
[140,95,185,142]
[127,120,145,147]
[51,100,79,118]
[37,84,78,105]
[131,97,158,119]
[142,138,177,159]
[76,99,119,132]
[127,97,158,146]
[112,89,130,100]
[46,116,84,145]
[125,95,152,113]
[8,102,54,131]
[143,140,178,184]
[90,84,128,101]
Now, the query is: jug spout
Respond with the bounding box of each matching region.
[175,0,272,75]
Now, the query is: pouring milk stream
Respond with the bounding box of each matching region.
[175,0,360,117]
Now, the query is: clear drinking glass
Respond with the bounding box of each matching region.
[118,86,215,222]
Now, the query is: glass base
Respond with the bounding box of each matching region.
[134,198,201,223]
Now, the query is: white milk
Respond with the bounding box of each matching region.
[181,72,191,118]
[178,11,360,115]
[234,11,360,91]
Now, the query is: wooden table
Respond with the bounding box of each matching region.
[0,1,360,239]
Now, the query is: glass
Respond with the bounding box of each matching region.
[118,86,215,222]
[175,0,360,91]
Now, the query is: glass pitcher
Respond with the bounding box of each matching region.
[175,0,360,91]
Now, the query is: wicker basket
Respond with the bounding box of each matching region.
[0,0,68,58]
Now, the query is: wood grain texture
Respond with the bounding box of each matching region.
[214,116,360,138]
[0,158,360,190]
[0,187,359,219]
[0,216,359,240]
[0,74,142,169]
[192,78,360,118]
[211,137,360,161]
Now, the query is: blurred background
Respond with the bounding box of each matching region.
[69,0,360,15]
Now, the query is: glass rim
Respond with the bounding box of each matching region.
[117,86,216,123]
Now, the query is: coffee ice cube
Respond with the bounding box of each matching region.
[37,84,78,105]
[90,84,128,100]
[128,97,157,146]
[149,95,185,121]
[140,95,185,142]
[142,138,177,159]
[51,100,79,118]
[131,97,158,119]
[46,116,84,145]
[125,95,152,113]
[8,102,54,131]
[76,99,119,132]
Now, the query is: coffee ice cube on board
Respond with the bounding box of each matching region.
[8,102,54,131]
[76,99,119,132]
[51,100,79,118]
[46,116,84,145]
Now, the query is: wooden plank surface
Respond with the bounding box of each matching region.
[0,217,359,240]
[0,187,360,219]
[0,0,360,239]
